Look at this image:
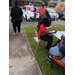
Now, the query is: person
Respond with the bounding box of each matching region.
[46,35,65,64]
[54,2,65,19]
[10,0,23,35]
[37,10,51,32]
[38,3,46,22]
[33,5,37,23]
[38,17,57,49]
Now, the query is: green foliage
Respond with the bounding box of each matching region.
[42,0,48,6]
[61,0,65,1]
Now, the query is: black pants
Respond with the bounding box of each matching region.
[38,16,42,23]
[40,34,53,49]
[34,14,36,21]
[12,21,21,33]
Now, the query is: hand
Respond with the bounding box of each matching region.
[53,31,57,33]
[61,35,65,39]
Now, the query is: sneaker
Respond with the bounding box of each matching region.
[46,55,52,61]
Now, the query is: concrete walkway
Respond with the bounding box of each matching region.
[9,19,42,75]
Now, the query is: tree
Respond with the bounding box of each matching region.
[42,0,48,6]
[9,0,13,6]
[57,0,61,6]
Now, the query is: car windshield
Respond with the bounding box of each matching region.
[47,9,55,13]
[30,7,34,11]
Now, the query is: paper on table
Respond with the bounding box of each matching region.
[49,31,55,33]
[53,31,65,39]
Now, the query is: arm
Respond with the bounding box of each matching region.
[44,30,57,34]
[61,35,65,40]
[55,40,64,60]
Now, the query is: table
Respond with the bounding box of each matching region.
[53,31,65,39]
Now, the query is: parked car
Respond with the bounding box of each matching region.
[58,11,65,20]
[22,5,39,21]
[46,8,59,21]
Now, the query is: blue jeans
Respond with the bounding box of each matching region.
[49,44,65,64]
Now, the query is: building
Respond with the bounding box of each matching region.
[48,0,58,6]
[17,0,43,6]
[48,0,64,6]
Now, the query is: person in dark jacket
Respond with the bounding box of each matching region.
[10,0,23,35]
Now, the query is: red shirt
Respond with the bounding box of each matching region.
[38,24,47,36]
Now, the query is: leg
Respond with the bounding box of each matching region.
[16,21,21,35]
[49,45,62,59]
[40,34,53,49]
[34,14,36,22]
[44,34,53,49]
[12,22,17,35]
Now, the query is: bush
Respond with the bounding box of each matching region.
[49,5,55,7]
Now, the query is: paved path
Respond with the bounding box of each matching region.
[9,19,42,75]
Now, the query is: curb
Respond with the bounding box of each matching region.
[23,28,43,75]
[9,17,11,25]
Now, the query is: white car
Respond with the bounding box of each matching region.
[46,8,59,21]
[22,5,39,21]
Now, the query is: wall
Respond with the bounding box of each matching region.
[18,1,41,6]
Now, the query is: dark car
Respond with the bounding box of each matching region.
[58,11,65,20]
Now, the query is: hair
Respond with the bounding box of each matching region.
[45,10,50,18]
[42,17,50,26]
[13,0,18,6]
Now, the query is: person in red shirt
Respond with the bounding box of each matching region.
[38,17,56,49]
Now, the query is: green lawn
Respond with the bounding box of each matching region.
[9,15,11,18]
[24,25,65,75]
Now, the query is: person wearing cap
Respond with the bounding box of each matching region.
[38,3,46,22]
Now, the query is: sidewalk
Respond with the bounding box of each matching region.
[9,19,42,75]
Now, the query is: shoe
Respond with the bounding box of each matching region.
[46,55,52,61]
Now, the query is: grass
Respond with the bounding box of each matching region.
[9,66,13,68]
[24,25,65,75]
[9,15,11,19]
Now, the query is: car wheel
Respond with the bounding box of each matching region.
[25,15,28,21]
